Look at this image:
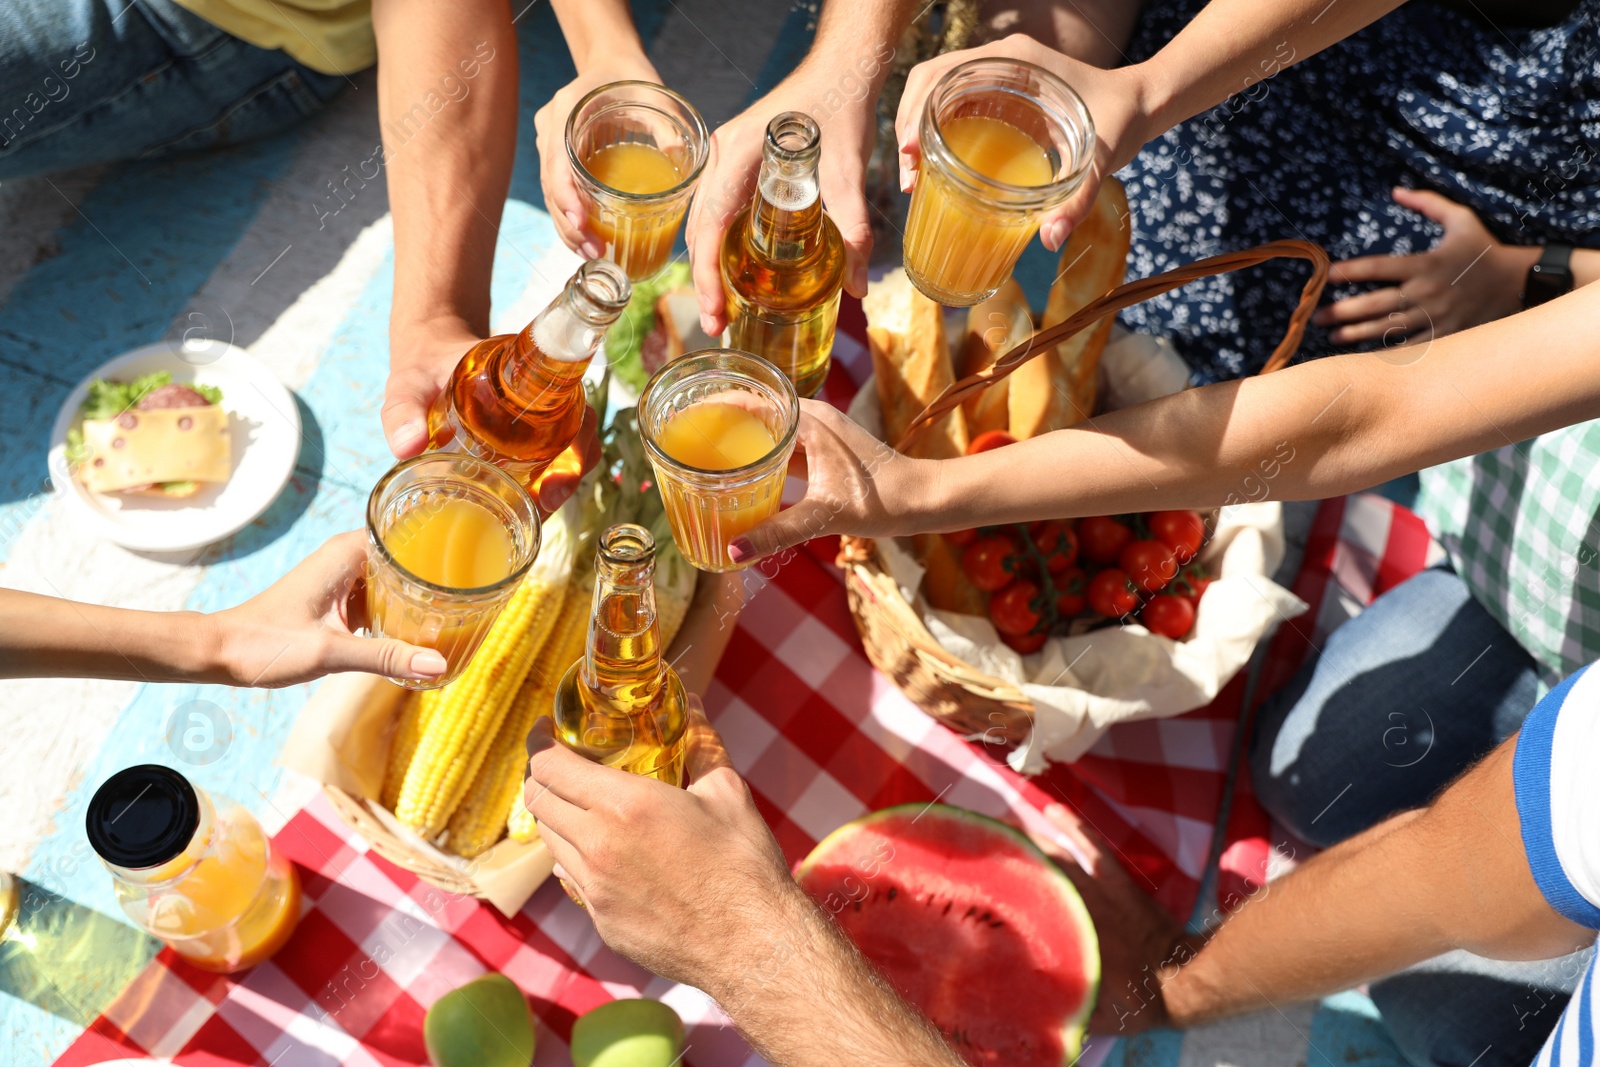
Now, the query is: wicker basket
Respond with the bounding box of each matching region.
[839,240,1330,741]
[324,786,487,897]
[281,673,551,913]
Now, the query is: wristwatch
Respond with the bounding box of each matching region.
[1522,244,1575,308]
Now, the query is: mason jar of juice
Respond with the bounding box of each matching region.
[638,349,798,572]
[568,82,709,280]
[87,765,301,974]
[365,452,541,689]
[902,58,1095,307]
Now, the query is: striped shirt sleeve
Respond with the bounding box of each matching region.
[1514,664,1600,928]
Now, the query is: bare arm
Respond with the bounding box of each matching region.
[1156,740,1591,1028]
[687,0,923,332]
[523,707,963,1066]
[732,280,1600,560]
[373,0,519,457]
[0,532,443,686]
[898,0,1405,249]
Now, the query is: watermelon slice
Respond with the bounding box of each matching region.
[796,804,1099,1066]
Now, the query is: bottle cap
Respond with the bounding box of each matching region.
[86,765,200,869]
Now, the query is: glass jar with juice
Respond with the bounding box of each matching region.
[902,58,1095,307]
[567,82,709,280]
[638,349,799,573]
[365,452,540,689]
[86,765,300,974]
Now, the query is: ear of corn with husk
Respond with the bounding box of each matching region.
[379,393,697,857]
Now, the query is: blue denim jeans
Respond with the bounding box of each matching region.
[1252,567,1589,1067]
[0,0,349,178]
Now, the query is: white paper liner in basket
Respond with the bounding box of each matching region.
[846,339,1307,773]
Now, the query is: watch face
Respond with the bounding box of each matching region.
[1526,264,1575,308]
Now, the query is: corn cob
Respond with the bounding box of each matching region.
[506,573,593,842]
[392,499,587,837]
[381,690,437,811]
[444,584,570,857]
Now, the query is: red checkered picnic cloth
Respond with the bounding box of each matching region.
[52,308,1443,1066]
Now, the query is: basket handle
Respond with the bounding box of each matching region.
[894,239,1330,452]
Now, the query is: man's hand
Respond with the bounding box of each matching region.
[728,400,931,565]
[382,319,482,459]
[896,35,1155,252]
[211,530,447,686]
[523,700,799,991]
[686,61,881,337]
[1314,188,1540,346]
[523,700,966,1066]
[534,56,663,258]
[1030,804,1190,1036]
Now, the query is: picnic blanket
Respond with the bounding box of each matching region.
[45,303,1443,1064]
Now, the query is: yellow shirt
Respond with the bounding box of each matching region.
[170,0,375,75]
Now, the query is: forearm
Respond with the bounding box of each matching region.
[1161,741,1588,1027]
[712,883,963,1067]
[373,0,518,339]
[916,283,1600,530]
[800,0,919,91]
[549,0,649,72]
[1137,0,1404,135]
[0,589,218,683]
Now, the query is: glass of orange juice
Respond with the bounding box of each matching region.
[902,58,1096,307]
[365,452,540,689]
[638,349,799,573]
[88,765,301,974]
[568,81,709,280]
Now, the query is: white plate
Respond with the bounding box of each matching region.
[48,342,302,553]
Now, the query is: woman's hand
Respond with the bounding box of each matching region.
[209,531,447,687]
[1314,187,1540,346]
[534,55,664,257]
[895,34,1156,252]
[686,61,879,337]
[727,400,931,566]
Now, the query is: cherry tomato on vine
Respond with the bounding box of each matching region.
[1001,629,1048,654]
[962,536,1018,592]
[1176,565,1213,606]
[967,430,1018,454]
[1054,566,1088,617]
[1030,520,1078,572]
[989,578,1043,636]
[1120,539,1179,593]
[1149,510,1207,563]
[1087,568,1140,618]
[1077,516,1133,565]
[1142,593,1197,639]
[944,527,978,548]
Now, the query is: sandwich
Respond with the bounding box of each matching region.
[66,372,232,498]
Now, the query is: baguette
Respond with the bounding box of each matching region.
[958,278,1032,436]
[865,268,969,459]
[1009,178,1131,438]
[864,268,983,615]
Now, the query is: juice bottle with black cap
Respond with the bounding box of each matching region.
[87,765,301,973]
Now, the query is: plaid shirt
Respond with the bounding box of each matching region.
[1415,422,1600,687]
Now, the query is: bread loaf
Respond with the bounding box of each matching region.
[864,268,983,614]
[958,278,1032,436]
[1009,178,1131,437]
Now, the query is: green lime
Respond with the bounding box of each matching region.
[571,998,685,1067]
[423,973,535,1067]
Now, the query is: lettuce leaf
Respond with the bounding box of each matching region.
[603,261,691,393]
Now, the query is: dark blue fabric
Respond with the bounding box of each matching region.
[1118,0,1600,382]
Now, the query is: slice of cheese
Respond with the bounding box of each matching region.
[78,406,232,493]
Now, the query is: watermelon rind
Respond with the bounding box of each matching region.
[797,803,1101,1065]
